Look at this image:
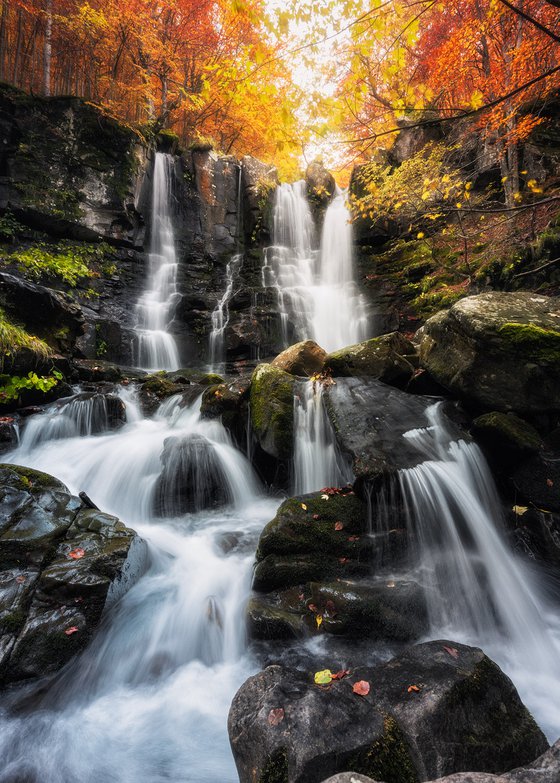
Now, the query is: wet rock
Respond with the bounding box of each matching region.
[509,508,560,566]
[323,378,464,487]
[241,155,279,245]
[325,333,417,389]
[306,161,336,216]
[153,434,230,515]
[472,412,543,466]
[271,341,328,377]
[0,464,143,684]
[71,359,124,383]
[416,293,560,414]
[512,447,560,514]
[136,373,201,416]
[200,375,251,441]
[228,641,548,783]
[250,364,296,461]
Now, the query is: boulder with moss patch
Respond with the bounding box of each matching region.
[271,341,327,377]
[416,293,560,414]
[228,641,547,783]
[250,364,295,460]
[325,333,417,388]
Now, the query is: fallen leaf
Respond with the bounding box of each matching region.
[68,548,85,560]
[268,708,285,726]
[325,599,336,614]
[352,680,370,696]
[15,575,26,584]
[347,535,359,542]
[334,521,344,531]
[331,669,350,680]
[308,603,318,613]
[314,669,333,685]
[312,514,320,520]
[443,645,459,659]
[321,494,330,501]
[547,479,554,488]
[512,505,528,515]
[301,503,308,511]
[338,557,348,564]
[64,626,79,635]
[315,614,323,629]
[407,684,422,693]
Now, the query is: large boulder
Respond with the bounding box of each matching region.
[324,333,417,388]
[228,641,548,783]
[306,161,336,214]
[323,378,465,486]
[271,341,328,377]
[416,293,560,414]
[250,364,296,460]
[0,464,144,684]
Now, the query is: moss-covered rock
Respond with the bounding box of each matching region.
[324,333,417,388]
[472,412,543,466]
[228,641,547,783]
[416,293,560,414]
[250,363,295,460]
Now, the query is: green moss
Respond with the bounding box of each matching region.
[3,241,106,285]
[0,310,52,365]
[473,411,542,452]
[259,747,289,783]
[250,364,295,460]
[0,463,66,490]
[350,715,418,783]
[0,610,27,634]
[141,373,181,398]
[498,322,560,362]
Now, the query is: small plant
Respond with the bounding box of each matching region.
[3,241,113,286]
[0,211,25,243]
[0,369,63,404]
[0,311,52,368]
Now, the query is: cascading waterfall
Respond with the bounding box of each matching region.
[387,403,560,737]
[0,387,278,783]
[134,152,181,372]
[293,380,352,495]
[263,181,369,352]
[209,252,243,373]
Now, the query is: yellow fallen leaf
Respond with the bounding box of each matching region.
[314,668,332,685]
[316,614,323,628]
[301,503,307,511]
[512,505,528,515]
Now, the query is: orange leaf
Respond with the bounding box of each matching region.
[443,645,459,659]
[352,680,370,696]
[268,708,285,726]
[15,575,26,584]
[334,521,344,531]
[68,548,85,560]
[407,684,422,693]
[331,669,350,680]
[65,626,79,635]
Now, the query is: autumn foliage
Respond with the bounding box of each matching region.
[0,0,302,168]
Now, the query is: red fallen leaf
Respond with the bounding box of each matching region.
[268,708,285,726]
[443,645,459,659]
[64,626,79,636]
[298,593,305,601]
[347,535,360,542]
[307,603,318,613]
[312,514,320,520]
[0,416,14,423]
[338,557,349,564]
[352,680,370,696]
[331,669,350,680]
[68,548,85,560]
[407,684,422,693]
[325,599,336,614]
[334,521,344,531]
[15,575,26,584]
[547,478,554,488]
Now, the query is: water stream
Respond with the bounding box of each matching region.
[134,152,181,372]
[263,182,369,352]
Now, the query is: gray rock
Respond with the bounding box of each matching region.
[250,363,295,460]
[229,641,548,783]
[324,333,417,388]
[416,293,560,414]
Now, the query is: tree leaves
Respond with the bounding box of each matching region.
[352,680,370,696]
[68,548,85,560]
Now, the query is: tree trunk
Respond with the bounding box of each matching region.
[44,0,52,96]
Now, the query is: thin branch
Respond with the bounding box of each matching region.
[495,0,560,44]
[514,256,560,278]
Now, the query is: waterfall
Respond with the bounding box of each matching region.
[209,253,243,374]
[0,387,277,782]
[382,403,560,736]
[293,380,352,494]
[134,152,180,372]
[263,182,369,352]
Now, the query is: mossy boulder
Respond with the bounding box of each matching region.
[472,411,543,471]
[0,464,144,684]
[250,363,295,460]
[228,641,547,783]
[325,333,417,389]
[271,340,327,377]
[416,293,560,414]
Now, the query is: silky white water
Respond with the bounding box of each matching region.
[209,253,243,374]
[394,404,560,740]
[135,152,181,371]
[263,182,369,352]
[293,380,352,495]
[0,389,278,783]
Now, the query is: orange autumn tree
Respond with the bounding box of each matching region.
[0,0,302,170]
[332,0,560,205]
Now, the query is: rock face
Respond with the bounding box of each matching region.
[271,341,328,377]
[228,641,548,783]
[250,364,296,460]
[323,378,464,486]
[325,333,417,389]
[416,293,560,414]
[305,161,336,218]
[0,464,144,684]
